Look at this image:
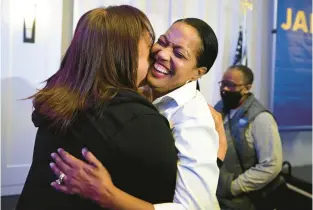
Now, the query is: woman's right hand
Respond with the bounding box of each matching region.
[50,148,155,210]
[50,148,116,209]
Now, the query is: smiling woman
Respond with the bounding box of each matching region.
[147,18,218,98]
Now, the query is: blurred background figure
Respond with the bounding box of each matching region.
[214,65,286,210]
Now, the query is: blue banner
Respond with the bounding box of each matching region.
[273,0,312,130]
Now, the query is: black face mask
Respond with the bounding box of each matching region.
[220,90,243,111]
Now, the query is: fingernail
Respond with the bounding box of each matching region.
[82,147,88,155]
[57,148,63,153]
[51,153,56,158]
[82,147,88,157]
[49,162,55,168]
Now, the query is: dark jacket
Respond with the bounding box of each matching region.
[16,89,178,210]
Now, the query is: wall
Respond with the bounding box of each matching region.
[1,0,64,195]
[61,0,74,55]
[281,131,312,166]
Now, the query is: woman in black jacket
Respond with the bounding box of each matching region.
[16,6,177,210]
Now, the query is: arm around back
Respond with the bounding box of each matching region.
[113,113,178,204]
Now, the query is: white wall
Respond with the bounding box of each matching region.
[1,0,64,195]
[281,131,312,166]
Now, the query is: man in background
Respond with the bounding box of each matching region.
[214,65,285,210]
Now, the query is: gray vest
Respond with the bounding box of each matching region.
[215,94,270,210]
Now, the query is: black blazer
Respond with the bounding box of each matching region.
[16,89,178,210]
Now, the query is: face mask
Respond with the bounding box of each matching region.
[220,90,243,111]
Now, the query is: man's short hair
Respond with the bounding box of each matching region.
[228,65,254,85]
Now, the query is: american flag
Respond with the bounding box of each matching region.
[233,26,248,66]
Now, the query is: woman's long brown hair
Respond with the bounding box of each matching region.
[29,5,155,129]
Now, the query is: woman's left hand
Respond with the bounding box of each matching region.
[50,148,115,208]
[208,105,227,161]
